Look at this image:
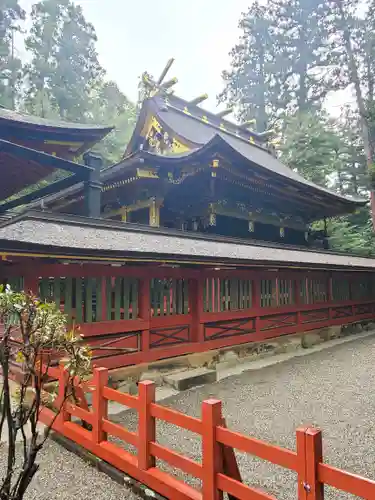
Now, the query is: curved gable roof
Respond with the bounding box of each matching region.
[141,96,366,208]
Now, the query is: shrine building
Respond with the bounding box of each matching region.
[0,68,375,371]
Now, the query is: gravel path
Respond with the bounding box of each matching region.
[112,334,375,499]
[0,440,140,500]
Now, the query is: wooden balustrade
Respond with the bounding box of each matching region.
[39,365,375,500]
[3,263,375,369]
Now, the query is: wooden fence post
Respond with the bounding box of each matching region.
[92,367,109,444]
[190,277,204,343]
[202,399,223,500]
[328,274,333,320]
[55,363,70,429]
[253,277,260,333]
[305,428,324,500]
[138,380,156,470]
[296,427,324,500]
[139,278,151,352]
[295,278,301,326]
[296,427,308,500]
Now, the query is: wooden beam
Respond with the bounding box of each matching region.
[157,58,175,84]
[215,107,234,118]
[189,94,208,106]
[210,203,306,231]
[0,174,84,213]
[149,198,161,227]
[102,198,164,220]
[161,77,178,90]
[258,129,276,137]
[239,119,256,129]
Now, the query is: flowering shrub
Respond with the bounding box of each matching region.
[0,285,91,500]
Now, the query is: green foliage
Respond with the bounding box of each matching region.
[280,110,373,254]
[24,0,103,121]
[218,2,278,131]
[269,0,343,112]
[20,0,136,164]
[0,286,91,500]
[328,210,375,256]
[0,0,137,170]
[280,112,341,186]
[0,0,25,108]
[220,0,343,129]
[88,80,136,164]
[222,0,375,254]
[0,285,91,377]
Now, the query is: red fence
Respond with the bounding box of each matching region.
[40,364,375,499]
[4,263,375,369]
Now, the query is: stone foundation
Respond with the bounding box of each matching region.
[108,320,373,392]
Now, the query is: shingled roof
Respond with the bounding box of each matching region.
[0,107,113,160]
[0,107,112,132]
[8,87,367,219]
[126,94,366,209]
[0,211,375,270]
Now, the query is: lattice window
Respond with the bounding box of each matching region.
[7,277,24,292]
[351,278,373,301]
[278,279,295,306]
[203,278,252,313]
[332,277,350,302]
[105,277,139,321]
[38,276,139,323]
[300,278,327,304]
[150,278,189,317]
[260,279,276,308]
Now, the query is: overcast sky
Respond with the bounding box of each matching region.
[19,0,353,115]
[20,0,251,111]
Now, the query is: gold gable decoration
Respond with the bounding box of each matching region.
[145,116,190,155]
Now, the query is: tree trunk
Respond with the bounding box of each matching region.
[257,42,268,133]
[337,0,375,227]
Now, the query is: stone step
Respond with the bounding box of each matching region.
[163,367,216,391]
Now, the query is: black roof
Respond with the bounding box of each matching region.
[0,107,112,133]
[128,95,366,208]
[0,210,375,270]
[12,92,367,218]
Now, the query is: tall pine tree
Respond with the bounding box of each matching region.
[0,0,24,108]
[24,0,102,121]
[88,80,136,164]
[221,0,343,128]
[268,0,341,113]
[219,2,279,131]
